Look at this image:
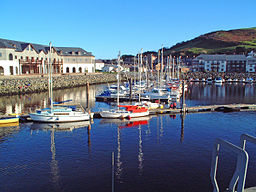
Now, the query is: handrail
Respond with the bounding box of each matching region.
[229,134,256,191]
[210,138,249,192]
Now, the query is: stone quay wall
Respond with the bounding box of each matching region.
[0,73,119,96]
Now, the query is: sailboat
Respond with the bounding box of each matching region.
[29,42,91,122]
[100,52,130,118]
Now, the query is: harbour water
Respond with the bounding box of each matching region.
[0,83,256,192]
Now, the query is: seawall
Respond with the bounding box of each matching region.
[0,73,118,96]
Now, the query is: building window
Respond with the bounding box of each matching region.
[21,56,23,60]
[15,55,17,59]
[30,47,33,51]
[0,52,2,57]
[9,53,13,60]
[26,46,29,51]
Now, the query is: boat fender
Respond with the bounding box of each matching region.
[127,115,131,120]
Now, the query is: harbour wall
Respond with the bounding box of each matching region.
[0,73,120,96]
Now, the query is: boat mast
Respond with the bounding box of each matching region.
[172,57,175,80]
[48,42,53,111]
[139,48,143,102]
[177,57,180,80]
[160,45,163,87]
[117,52,120,109]
[157,50,160,88]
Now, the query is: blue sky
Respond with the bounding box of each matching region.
[1,0,255,59]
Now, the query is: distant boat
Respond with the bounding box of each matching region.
[215,77,223,84]
[226,78,232,83]
[245,77,254,83]
[240,78,246,83]
[207,77,213,83]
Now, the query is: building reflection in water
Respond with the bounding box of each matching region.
[187,83,256,104]
[0,85,98,115]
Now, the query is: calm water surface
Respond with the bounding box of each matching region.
[0,83,256,192]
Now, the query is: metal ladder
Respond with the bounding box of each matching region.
[210,134,256,192]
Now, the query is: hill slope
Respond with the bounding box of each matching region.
[165,27,256,56]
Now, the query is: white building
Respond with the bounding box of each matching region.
[246,51,256,73]
[95,59,105,71]
[192,54,247,73]
[0,38,95,75]
[102,65,115,72]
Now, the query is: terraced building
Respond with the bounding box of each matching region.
[0,38,95,75]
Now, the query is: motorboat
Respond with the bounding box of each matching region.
[118,105,149,118]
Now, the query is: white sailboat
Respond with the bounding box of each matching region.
[100,52,130,119]
[29,42,91,122]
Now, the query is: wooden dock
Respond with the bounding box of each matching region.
[19,103,256,121]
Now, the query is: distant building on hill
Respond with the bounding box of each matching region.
[191,54,254,73]
[0,38,95,75]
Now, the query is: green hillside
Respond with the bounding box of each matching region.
[165,27,256,56]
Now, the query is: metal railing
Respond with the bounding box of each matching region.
[210,138,249,192]
[210,134,256,192]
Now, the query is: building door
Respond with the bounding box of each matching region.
[10,66,14,75]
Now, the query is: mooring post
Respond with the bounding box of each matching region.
[182,80,186,113]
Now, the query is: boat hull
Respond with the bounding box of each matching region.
[128,111,149,118]
[99,110,130,118]
[0,117,19,124]
[29,113,90,122]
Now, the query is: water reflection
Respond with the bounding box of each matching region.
[187,83,256,104]
[0,123,20,141]
[50,126,61,191]
[180,113,185,143]
[30,121,91,190]
[0,85,99,115]
[138,125,143,175]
